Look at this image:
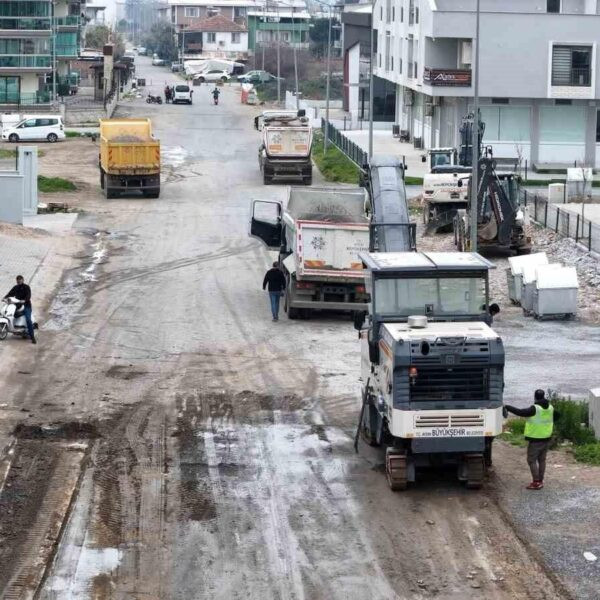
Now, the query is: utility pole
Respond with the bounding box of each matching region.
[276,4,281,104]
[291,6,299,110]
[470,0,481,253]
[368,0,376,160]
[52,0,57,104]
[261,2,266,70]
[324,5,332,152]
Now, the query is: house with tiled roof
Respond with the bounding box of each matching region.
[183,14,249,57]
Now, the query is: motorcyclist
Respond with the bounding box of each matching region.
[212,87,220,103]
[4,275,35,344]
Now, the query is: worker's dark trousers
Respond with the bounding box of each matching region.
[527,439,550,481]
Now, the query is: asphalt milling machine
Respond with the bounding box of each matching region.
[354,155,505,490]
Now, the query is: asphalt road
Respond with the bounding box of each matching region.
[0,56,591,599]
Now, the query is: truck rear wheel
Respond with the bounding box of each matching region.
[105,187,117,199]
[143,187,160,198]
[100,170,105,189]
[263,173,272,185]
[284,283,300,319]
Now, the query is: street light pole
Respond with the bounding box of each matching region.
[291,6,299,110]
[470,0,481,253]
[276,5,281,104]
[368,0,376,160]
[324,5,332,153]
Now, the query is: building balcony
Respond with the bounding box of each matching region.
[423,67,471,87]
[0,17,52,32]
[55,45,79,58]
[54,15,80,29]
[0,90,52,105]
[0,55,52,69]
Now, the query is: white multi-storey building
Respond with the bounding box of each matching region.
[373,0,600,167]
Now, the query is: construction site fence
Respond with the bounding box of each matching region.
[520,189,600,254]
[321,118,368,168]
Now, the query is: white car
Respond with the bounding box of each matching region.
[2,115,65,143]
[173,84,193,104]
[194,69,230,83]
[152,56,165,66]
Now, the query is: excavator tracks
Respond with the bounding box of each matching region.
[465,453,485,489]
[386,448,408,491]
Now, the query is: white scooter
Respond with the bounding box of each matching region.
[0,297,38,340]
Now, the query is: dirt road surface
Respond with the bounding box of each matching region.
[0,56,597,599]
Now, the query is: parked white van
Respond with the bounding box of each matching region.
[2,115,65,143]
[173,84,193,104]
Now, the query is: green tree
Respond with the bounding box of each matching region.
[117,18,129,33]
[309,17,340,58]
[84,24,125,57]
[141,21,178,62]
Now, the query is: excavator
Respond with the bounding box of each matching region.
[454,148,531,255]
[354,155,505,490]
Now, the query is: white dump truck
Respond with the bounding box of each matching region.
[254,110,313,185]
[249,187,370,318]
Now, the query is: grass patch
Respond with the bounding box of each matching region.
[573,443,600,465]
[0,148,16,159]
[520,178,600,188]
[312,133,360,184]
[498,418,528,447]
[65,130,96,138]
[38,175,76,193]
[405,176,423,185]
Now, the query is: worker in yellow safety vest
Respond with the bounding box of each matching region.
[503,390,559,490]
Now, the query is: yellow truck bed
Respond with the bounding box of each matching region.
[99,118,160,175]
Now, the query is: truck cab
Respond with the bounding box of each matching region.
[356,251,504,490]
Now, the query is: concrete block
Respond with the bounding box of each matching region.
[589,388,600,440]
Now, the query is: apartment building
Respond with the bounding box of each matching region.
[0,0,84,108]
[247,0,310,52]
[373,0,600,167]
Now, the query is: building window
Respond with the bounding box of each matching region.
[206,32,216,43]
[385,31,390,71]
[400,6,404,22]
[555,99,572,105]
[380,6,383,20]
[552,45,592,86]
[547,0,561,13]
[0,76,19,103]
[540,105,585,142]
[234,7,246,18]
[232,32,240,43]
[207,6,220,17]
[596,110,600,142]
[184,7,198,17]
[281,31,290,42]
[480,106,531,142]
[392,6,395,21]
[491,98,509,104]
[385,0,391,23]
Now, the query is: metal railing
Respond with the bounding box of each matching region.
[54,15,80,26]
[552,67,591,87]
[0,90,52,105]
[521,189,600,254]
[55,45,79,57]
[0,17,51,30]
[321,118,368,168]
[0,55,51,68]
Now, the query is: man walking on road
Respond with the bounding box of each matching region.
[4,275,36,344]
[504,390,559,490]
[262,262,286,321]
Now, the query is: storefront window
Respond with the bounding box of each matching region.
[540,105,586,143]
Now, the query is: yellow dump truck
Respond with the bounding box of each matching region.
[99,118,161,198]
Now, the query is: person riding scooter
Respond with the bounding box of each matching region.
[212,87,220,105]
[3,275,36,343]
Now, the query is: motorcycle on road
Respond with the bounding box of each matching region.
[146,94,163,104]
[0,298,38,340]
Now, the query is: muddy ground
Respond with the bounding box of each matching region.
[0,56,598,599]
